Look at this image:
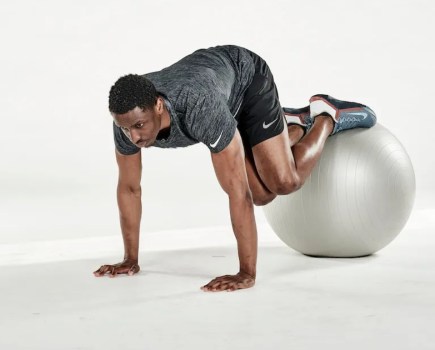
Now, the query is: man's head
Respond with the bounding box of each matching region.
[109,74,167,148]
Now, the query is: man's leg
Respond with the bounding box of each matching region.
[243,124,306,205]
[237,49,331,196]
[244,144,276,206]
[238,50,375,195]
[287,124,305,147]
[251,114,334,195]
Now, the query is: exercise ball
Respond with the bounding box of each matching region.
[263,123,416,257]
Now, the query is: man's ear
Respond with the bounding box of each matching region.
[155,96,164,113]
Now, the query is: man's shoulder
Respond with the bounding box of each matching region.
[199,44,251,56]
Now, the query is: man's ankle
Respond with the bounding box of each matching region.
[313,113,335,134]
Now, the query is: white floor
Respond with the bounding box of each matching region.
[1,207,434,350]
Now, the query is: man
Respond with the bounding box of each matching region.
[93,44,376,292]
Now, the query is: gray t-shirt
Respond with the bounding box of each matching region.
[113,44,255,155]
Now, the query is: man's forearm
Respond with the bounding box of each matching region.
[117,187,142,261]
[229,193,258,278]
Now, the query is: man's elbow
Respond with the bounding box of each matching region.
[117,183,142,197]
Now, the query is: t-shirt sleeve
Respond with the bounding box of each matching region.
[187,93,238,153]
[112,121,141,155]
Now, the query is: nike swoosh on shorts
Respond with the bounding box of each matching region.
[263,117,278,129]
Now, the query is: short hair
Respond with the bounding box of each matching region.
[108,74,158,114]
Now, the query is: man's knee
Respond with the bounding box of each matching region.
[270,174,302,195]
[252,191,277,206]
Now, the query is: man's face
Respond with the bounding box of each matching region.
[112,104,161,148]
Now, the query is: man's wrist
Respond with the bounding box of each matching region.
[123,256,138,263]
[239,269,256,279]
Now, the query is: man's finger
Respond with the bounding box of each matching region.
[109,266,118,277]
[110,264,137,277]
[211,277,234,288]
[128,265,137,275]
[210,281,222,288]
[94,265,105,274]
[94,265,109,276]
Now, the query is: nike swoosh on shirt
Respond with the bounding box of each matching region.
[263,117,279,129]
[210,130,224,148]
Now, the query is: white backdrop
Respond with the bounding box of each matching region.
[1,0,433,244]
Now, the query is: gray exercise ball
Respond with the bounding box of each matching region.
[263,123,416,257]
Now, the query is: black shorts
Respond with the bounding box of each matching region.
[234,49,285,149]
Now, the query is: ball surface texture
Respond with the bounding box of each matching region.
[263,124,416,257]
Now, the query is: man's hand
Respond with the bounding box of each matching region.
[93,258,140,278]
[200,271,255,292]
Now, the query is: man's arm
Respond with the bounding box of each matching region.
[94,148,142,277]
[115,148,142,262]
[201,128,258,292]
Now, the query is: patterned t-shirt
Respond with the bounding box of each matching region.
[113,44,256,155]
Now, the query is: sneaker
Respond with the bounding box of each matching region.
[283,106,312,136]
[309,94,377,135]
